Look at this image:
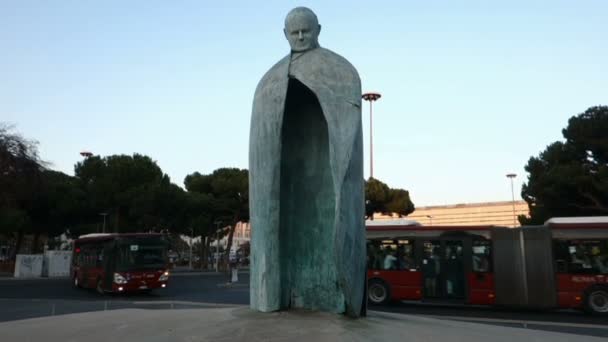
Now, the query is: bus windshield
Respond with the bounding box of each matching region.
[116,240,167,271]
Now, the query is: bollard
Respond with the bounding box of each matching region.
[231,267,238,283]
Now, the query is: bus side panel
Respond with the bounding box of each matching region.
[102,242,114,291]
[523,227,557,309]
[391,271,423,300]
[467,273,495,305]
[368,270,423,300]
[556,274,580,308]
[556,274,608,309]
[492,228,527,306]
[88,263,103,289]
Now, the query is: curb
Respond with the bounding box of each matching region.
[0,276,70,281]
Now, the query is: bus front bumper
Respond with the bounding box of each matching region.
[111,280,168,292]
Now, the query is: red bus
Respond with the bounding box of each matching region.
[366,217,608,315]
[71,233,170,294]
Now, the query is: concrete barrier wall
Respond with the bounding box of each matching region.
[14,254,43,278]
[42,251,72,277]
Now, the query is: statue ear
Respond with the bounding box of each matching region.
[317,24,322,36]
[283,28,288,40]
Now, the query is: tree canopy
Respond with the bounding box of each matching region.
[2,123,418,260]
[184,168,249,267]
[0,124,47,251]
[365,177,415,220]
[521,105,608,224]
[74,153,191,234]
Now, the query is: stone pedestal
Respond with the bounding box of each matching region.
[0,306,602,341]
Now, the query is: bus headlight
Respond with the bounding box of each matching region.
[159,271,170,281]
[113,273,128,284]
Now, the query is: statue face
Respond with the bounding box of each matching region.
[284,10,320,52]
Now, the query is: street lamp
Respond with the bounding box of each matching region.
[426,215,434,226]
[214,220,223,272]
[189,228,194,270]
[362,92,381,179]
[99,213,107,233]
[507,172,527,304]
[506,173,517,227]
[80,151,93,158]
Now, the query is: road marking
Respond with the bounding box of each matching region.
[170,272,249,277]
[130,300,240,308]
[424,314,608,330]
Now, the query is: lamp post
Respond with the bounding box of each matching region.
[214,220,222,272]
[99,213,107,233]
[362,92,381,179]
[426,215,433,226]
[507,172,527,304]
[189,228,194,270]
[506,173,517,227]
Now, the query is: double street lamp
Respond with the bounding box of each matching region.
[506,173,517,227]
[80,151,93,158]
[99,213,107,233]
[507,172,527,303]
[362,92,381,179]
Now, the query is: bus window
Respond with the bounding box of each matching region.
[366,240,400,270]
[553,240,570,273]
[397,240,416,271]
[380,241,398,270]
[367,239,416,271]
[367,241,381,270]
[96,248,104,267]
[82,246,94,267]
[472,239,492,273]
[554,239,608,274]
[117,243,167,271]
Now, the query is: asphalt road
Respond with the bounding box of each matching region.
[0,271,249,323]
[1,273,607,338]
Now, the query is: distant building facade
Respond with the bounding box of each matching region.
[232,221,251,249]
[375,200,529,227]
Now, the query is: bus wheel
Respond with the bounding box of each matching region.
[585,286,608,315]
[368,279,390,305]
[96,279,105,295]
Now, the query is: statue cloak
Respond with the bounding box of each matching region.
[249,47,366,317]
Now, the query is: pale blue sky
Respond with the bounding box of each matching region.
[1,1,606,206]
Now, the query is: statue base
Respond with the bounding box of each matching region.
[0,305,596,341]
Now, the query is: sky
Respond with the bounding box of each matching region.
[1,1,606,206]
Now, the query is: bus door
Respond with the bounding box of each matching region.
[469,238,495,305]
[80,245,93,287]
[443,239,466,299]
[84,245,104,289]
[421,240,441,298]
[421,239,466,300]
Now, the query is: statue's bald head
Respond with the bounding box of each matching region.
[284,7,321,52]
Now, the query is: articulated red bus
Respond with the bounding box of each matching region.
[366,217,608,315]
[71,233,170,294]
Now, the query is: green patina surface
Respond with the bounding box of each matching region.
[249,7,365,317]
[279,79,344,312]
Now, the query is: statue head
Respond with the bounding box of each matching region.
[284,7,321,52]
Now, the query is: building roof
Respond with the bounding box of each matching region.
[366,219,420,226]
[545,216,608,229]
